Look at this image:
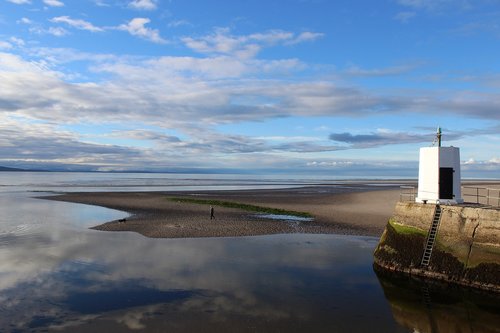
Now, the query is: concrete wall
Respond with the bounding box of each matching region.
[374,202,500,292]
[390,202,499,264]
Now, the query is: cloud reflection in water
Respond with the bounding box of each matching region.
[0,193,416,331]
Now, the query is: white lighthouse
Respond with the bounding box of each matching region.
[416,128,463,204]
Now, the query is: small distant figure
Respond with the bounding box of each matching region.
[210,206,215,220]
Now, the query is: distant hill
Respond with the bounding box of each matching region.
[0,166,25,171]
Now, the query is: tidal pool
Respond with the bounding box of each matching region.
[0,192,498,332]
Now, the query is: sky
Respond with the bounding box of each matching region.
[0,0,499,177]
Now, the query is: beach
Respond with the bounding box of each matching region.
[46,185,403,238]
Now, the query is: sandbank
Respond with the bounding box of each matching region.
[46,184,403,238]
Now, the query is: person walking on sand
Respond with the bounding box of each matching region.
[210,206,215,220]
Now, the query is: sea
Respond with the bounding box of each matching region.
[0,172,498,332]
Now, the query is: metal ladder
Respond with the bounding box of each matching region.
[421,205,442,267]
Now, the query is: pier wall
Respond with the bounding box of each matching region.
[373,202,500,292]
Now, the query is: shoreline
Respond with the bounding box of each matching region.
[45,185,403,238]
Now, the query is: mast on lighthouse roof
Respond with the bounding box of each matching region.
[433,126,442,147]
[436,126,441,147]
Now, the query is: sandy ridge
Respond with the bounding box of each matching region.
[45,185,403,238]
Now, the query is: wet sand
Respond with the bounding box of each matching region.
[46,185,402,238]
[47,181,500,239]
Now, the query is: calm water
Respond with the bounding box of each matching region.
[0,171,407,193]
[0,172,498,332]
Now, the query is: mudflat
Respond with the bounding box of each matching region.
[46,185,402,238]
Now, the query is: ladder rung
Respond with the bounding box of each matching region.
[421,205,442,267]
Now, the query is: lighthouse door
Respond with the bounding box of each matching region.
[439,167,454,199]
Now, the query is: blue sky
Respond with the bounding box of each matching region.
[0,0,499,177]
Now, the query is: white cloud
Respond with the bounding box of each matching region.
[182,28,324,59]
[47,26,68,36]
[6,0,31,4]
[2,50,499,130]
[50,16,103,32]
[314,126,330,132]
[43,0,64,6]
[128,0,157,10]
[29,47,117,67]
[168,20,191,28]
[306,161,354,167]
[247,30,294,44]
[286,31,324,45]
[0,41,12,50]
[344,63,419,77]
[9,37,25,46]
[17,17,33,24]
[21,16,68,37]
[396,0,470,12]
[117,18,166,43]
[394,11,416,23]
[93,0,110,6]
[461,156,500,175]
[0,46,498,170]
[109,129,181,142]
[398,0,429,8]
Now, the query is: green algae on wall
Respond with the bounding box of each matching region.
[374,202,500,292]
[374,217,427,270]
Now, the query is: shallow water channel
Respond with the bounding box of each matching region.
[0,192,498,332]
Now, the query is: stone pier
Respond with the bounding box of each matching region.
[373,202,500,292]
